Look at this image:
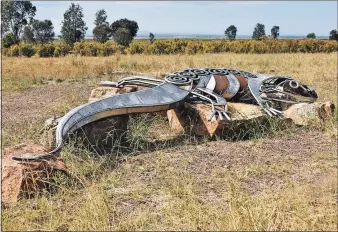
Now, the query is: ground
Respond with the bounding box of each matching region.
[1,53,337,231]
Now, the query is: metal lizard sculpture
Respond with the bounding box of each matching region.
[12,68,317,162]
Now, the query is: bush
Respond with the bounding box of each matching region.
[55,43,72,56]
[2,39,337,57]
[19,43,36,57]
[101,43,119,56]
[10,45,20,57]
[38,43,55,57]
[128,42,145,54]
[185,41,204,54]
[73,41,106,56]
[2,48,11,56]
[54,47,61,57]
[150,41,172,55]
[2,33,16,48]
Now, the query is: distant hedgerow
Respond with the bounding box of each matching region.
[3,39,337,57]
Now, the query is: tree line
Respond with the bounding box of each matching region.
[2,1,338,49]
[225,24,338,40]
[1,2,140,48]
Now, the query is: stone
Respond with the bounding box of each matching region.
[167,101,335,136]
[283,101,335,126]
[88,85,138,103]
[1,143,67,203]
[41,116,62,151]
[167,102,266,137]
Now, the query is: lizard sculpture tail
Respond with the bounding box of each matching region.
[12,83,190,161]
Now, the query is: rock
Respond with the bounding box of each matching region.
[168,101,335,136]
[88,85,138,103]
[167,105,186,135]
[41,116,64,151]
[167,103,266,137]
[1,144,67,203]
[283,101,335,126]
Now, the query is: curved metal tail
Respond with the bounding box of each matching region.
[12,83,190,161]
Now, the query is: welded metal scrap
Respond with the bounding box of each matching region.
[13,68,317,162]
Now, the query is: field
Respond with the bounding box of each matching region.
[1,53,338,231]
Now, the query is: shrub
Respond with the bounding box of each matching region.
[150,41,172,55]
[52,42,72,56]
[38,43,55,57]
[73,41,104,56]
[128,42,145,54]
[54,47,61,57]
[10,45,20,57]
[2,39,337,57]
[2,48,11,56]
[2,33,16,48]
[100,43,117,56]
[169,39,188,54]
[19,43,36,57]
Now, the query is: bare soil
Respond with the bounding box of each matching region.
[2,82,92,129]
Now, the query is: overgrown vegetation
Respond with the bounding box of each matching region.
[2,38,337,57]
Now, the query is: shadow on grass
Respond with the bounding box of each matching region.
[57,113,293,177]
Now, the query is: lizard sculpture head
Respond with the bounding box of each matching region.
[258,76,318,105]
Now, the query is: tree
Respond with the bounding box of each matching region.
[60,3,88,45]
[93,24,111,43]
[271,26,280,39]
[111,18,139,38]
[21,26,35,43]
[93,9,111,43]
[329,29,338,40]
[2,32,16,48]
[149,32,155,44]
[1,1,36,43]
[224,25,237,40]
[94,9,108,26]
[252,23,266,40]
[31,19,55,44]
[113,27,133,46]
[1,22,10,37]
[306,33,316,39]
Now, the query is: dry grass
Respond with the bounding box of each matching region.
[2,127,337,231]
[2,53,338,231]
[2,53,337,103]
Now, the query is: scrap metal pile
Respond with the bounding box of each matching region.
[13,68,318,162]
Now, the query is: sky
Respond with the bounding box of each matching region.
[34,1,337,36]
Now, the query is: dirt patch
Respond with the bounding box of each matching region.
[2,83,92,146]
[2,82,92,128]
